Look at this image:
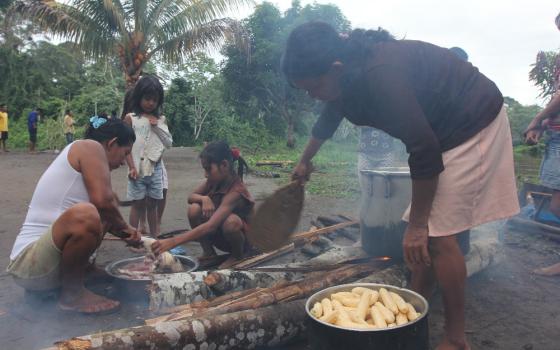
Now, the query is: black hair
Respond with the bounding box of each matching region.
[85,116,136,146]
[449,47,468,62]
[556,12,560,30]
[65,109,71,115]
[199,141,249,180]
[282,21,394,81]
[131,75,164,117]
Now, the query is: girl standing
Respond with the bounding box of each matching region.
[124,75,172,237]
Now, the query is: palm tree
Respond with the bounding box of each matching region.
[12,0,252,87]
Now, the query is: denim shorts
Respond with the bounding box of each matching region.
[540,131,560,191]
[127,161,164,200]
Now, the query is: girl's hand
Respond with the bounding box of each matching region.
[128,167,138,180]
[292,161,314,185]
[151,237,177,255]
[201,196,215,219]
[524,129,542,145]
[148,116,158,126]
[402,224,431,268]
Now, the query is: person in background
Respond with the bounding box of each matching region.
[283,22,519,350]
[110,110,117,119]
[124,75,173,238]
[525,12,560,276]
[0,104,9,152]
[63,110,75,145]
[6,116,140,314]
[27,107,39,153]
[151,141,253,269]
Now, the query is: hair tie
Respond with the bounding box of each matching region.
[90,115,107,129]
[231,147,240,160]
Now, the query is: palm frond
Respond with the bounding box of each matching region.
[155,0,252,37]
[148,18,245,64]
[12,0,117,57]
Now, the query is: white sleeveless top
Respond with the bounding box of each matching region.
[10,142,90,260]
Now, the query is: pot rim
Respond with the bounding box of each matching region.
[105,255,199,281]
[305,282,429,332]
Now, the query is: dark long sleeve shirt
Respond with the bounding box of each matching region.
[312,40,504,179]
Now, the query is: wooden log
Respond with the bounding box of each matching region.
[230,243,296,269]
[149,269,298,310]
[291,220,359,241]
[149,263,380,325]
[508,216,560,237]
[49,300,307,350]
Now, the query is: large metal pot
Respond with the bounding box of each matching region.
[105,255,198,302]
[359,168,411,261]
[305,283,429,350]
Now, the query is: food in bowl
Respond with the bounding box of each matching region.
[309,287,419,329]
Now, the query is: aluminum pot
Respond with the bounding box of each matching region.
[305,283,429,350]
[105,255,198,302]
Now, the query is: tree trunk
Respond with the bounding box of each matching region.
[286,114,295,148]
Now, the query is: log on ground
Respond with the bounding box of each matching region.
[49,299,307,350]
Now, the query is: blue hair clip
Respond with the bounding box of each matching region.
[90,115,107,129]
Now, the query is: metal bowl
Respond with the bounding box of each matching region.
[105,255,199,281]
[305,283,430,350]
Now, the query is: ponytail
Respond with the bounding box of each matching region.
[231,147,249,180]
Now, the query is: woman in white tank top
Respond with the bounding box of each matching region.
[7,116,141,314]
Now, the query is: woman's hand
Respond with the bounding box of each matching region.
[402,224,431,268]
[149,116,158,126]
[201,196,215,219]
[524,129,543,145]
[123,226,142,246]
[151,237,177,255]
[524,119,543,145]
[292,161,314,185]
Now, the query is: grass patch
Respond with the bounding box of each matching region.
[242,139,360,199]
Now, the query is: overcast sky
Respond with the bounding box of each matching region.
[233,0,559,106]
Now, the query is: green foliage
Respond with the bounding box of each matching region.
[165,77,194,146]
[221,1,351,147]
[6,115,85,150]
[242,137,360,198]
[12,0,252,86]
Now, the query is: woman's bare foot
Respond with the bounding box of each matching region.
[534,262,560,276]
[59,288,120,314]
[435,338,470,350]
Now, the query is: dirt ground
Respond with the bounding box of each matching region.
[1,147,559,350]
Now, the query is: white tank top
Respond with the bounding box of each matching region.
[10,142,90,260]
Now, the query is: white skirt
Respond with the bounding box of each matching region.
[403,105,520,236]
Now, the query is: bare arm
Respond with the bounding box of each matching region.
[527,93,560,128]
[152,116,173,148]
[292,137,325,183]
[152,192,243,254]
[525,93,560,144]
[188,182,209,204]
[73,141,130,234]
[299,137,325,164]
